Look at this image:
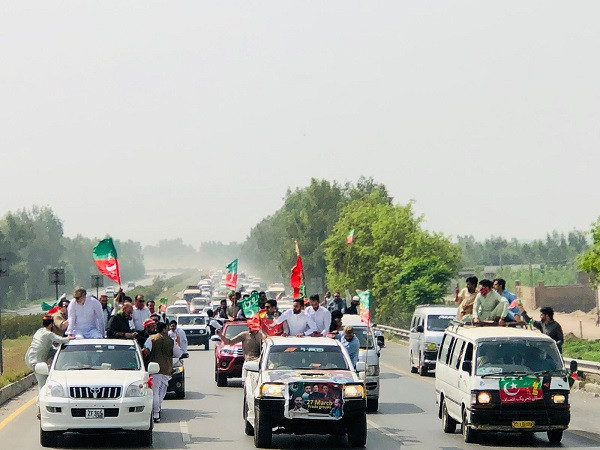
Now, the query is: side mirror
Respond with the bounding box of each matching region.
[356,361,366,372]
[462,361,472,373]
[148,362,160,375]
[211,335,221,341]
[570,359,578,373]
[416,325,424,333]
[181,353,189,359]
[376,336,385,348]
[244,360,260,372]
[35,362,49,376]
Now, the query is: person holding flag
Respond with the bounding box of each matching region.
[270,298,318,337]
[66,287,105,339]
[258,299,285,336]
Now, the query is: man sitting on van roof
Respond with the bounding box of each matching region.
[470,279,509,326]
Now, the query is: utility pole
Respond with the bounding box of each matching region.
[90,275,103,299]
[0,255,8,374]
[48,268,65,302]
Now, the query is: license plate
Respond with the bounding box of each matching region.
[512,421,534,429]
[86,409,104,419]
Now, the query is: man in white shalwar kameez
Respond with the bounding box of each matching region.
[66,288,105,339]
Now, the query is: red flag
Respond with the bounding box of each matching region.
[290,255,303,299]
[225,259,238,290]
[258,309,284,336]
[93,238,121,285]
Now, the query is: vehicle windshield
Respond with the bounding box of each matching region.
[183,293,199,302]
[475,340,563,376]
[191,298,206,306]
[225,324,248,340]
[266,345,349,370]
[55,344,141,371]
[353,327,375,349]
[426,314,455,331]
[177,316,206,325]
[167,306,188,314]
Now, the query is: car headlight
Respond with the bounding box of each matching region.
[46,382,65,398]
[552,394,566,404]
[260,383,284,398]
[199,329,206,334]
[366,365,380,376]
[221,348,235,355]
[125,381,147,397]
[343,384,365,399]
[425,342,438,351]
[477,391,492,404]
[172,366,184,374]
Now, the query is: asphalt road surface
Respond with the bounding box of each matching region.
[1,341,600,449]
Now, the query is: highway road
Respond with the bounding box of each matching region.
[1,341,600,449]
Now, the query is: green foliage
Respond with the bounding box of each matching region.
[0,336,33,388]
[1,314,41,340]
[325,197,460,328]
[579,218,600,287]
[129,277,168,302]
[563,337,600,363]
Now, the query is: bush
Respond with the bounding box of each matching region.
[1,314,42,340]
[563,337,600,363]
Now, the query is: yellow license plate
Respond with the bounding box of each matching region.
[512,421,534,429]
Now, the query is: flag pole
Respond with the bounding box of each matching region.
[295,240,307,298]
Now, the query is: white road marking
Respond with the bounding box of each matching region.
[179,420,190,443]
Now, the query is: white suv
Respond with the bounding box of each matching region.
[36,339,158,447]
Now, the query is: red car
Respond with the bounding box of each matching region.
[214,322,248,387]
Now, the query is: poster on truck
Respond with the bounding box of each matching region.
[285,382,343,419]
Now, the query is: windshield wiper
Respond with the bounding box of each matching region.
[480,370,528,378]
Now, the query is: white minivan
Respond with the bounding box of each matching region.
[409,305,457,376]
[435,324,574,444]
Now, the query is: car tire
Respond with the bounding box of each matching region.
[245,419,255,436]
[137,422,153,447]
[366,398,378,413]
[418,354,428,376]
[217,372,228,387]
[547,430,563,444]
[441,399,457,433]
[254,410,272,448]
[174,377,185,399]
[461,408,477,443]
[409,352,418,373]
[40,428,58,447]
[346,411,367,447]
[204,341,210,351]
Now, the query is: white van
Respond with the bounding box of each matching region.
[342,315,381,412]
[435,324,573,444]
[409,305,457,376]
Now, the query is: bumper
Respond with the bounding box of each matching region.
[468,406,570,432]
[216,355,244,377]
[255,398,366,435]
[168,370,184,393]
[422,350,438,369]
[39,395,153,432]
[185,333,209,345]
[365,375,379,399]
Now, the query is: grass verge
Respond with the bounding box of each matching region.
[563,337,600,363]
[0,335,32,389]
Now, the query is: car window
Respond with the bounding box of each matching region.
[462,343,474,373]
[266,345,349,370]
[426,314,455,332]
[475,340,563,376]
[55,344,140,371]
[449,339,465,370]
[177,316,206,325]
[438,335,454,365]
[352,327,375,349]
[224,324,249,339]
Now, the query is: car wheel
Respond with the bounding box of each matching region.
[40,428,58,447]
[366,398,378,413]
[214,362,218,382]
[441,398,457,433]
[253,410,272,448]
[547,430,563,444]
[137,421,153,447]
[409,352,418,373]
[346,411,367,447]
[461,408,477,443]
[174,377,185,399]
[418,354,428,376]
[217,372,228,387]
[204,341,210,351]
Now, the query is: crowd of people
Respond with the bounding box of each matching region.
[455,276,564,352]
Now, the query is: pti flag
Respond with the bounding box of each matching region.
[93,238,121,285]
[290,255,304,299]
[225,259,238,290]
[239,291,260,318]
[346,229,355,245]
[356,289,371,324]
[498,377,543,404]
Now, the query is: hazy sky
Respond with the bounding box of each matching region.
[2,1,599,248]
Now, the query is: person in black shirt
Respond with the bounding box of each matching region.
[106,303,135,339]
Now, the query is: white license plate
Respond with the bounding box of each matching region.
[85,409,104,419]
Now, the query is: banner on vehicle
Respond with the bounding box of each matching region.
[498,376,543,404]
[285,382,343,419]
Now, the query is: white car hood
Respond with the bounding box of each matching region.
[49,370,146,387]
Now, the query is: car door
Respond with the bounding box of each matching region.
[409,314,422,366]
[446,338,465,419]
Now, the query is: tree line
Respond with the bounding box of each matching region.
[0,207,145,307]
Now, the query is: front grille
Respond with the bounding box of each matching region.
[235,348,244,356]
[71,408,119,417]
[69,386,122,399]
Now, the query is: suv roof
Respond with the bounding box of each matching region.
[445,325,555,342]
[267,336,340,347]
[415,304,457,310]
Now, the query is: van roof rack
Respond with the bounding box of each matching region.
[448,320,531,333]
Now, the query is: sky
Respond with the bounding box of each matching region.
[1,1,599,248]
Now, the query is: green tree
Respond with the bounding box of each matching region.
[579,218,600,287]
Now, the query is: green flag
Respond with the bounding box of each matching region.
[239,292,260,318]
[159,298,168,305]
[356,289,371,324]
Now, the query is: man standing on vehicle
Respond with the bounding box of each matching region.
[99,295,112,329]
[518,306,564,353]
[168,320,188,352]
[144,322,183,423]
[344,296,360,315]
[106,303,136,339]
[336,325,360,369]
[271,298,318,337]
[51,298,70,337]
[132,295,151,332]
[328,291,346,313]
[67,288,105,339]
[493,278,521,321]
[456,276,478,320]
[305,294,331,335]
[471,279,509,326]
[227,291,241,320]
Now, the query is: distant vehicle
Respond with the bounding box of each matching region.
[105,287,115,297]
[127,282,135,289]
[173,300,188,307]
[190,297,208,313]
[409,305,458,376]
[166,305,189,315]
[176,314,210,350]
[266,283,285,299]
[213,322,249,387]
[36,339,156,447]
[182,286,202,303]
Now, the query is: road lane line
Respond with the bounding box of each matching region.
[367,418,405,444]
[179,420,190,443]
[380,361,436,386]
[0,395,37,431]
